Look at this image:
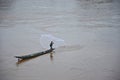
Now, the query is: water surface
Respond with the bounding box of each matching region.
[0,0,120,80]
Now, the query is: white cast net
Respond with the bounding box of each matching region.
[40,34,65,49]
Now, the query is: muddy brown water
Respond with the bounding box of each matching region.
[0,0,120,80]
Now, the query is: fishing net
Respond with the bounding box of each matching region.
[40,34,65,49]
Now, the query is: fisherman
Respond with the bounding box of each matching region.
[50,41,54,49]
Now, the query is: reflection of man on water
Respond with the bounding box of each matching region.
[50,41,54,49]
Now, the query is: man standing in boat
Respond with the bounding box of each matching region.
[50,41,54,49]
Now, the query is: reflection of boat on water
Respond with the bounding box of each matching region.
[15,48,55,61]
[16,57,35,65]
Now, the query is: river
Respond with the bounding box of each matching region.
[0,0,120,80]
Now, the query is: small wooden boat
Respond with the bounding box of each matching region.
[15,48,55,60]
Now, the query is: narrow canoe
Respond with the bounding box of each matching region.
[15,48,55,60]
